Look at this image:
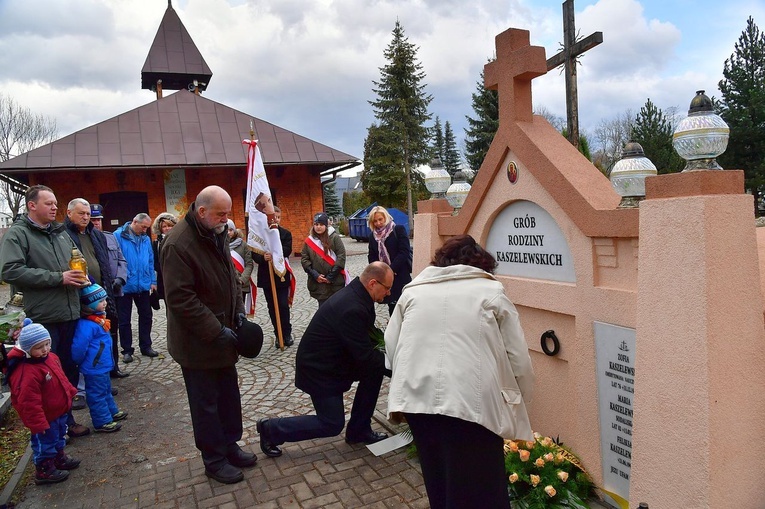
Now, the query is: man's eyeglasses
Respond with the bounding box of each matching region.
[375,279,392,291]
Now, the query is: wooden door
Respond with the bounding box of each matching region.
[98,191,149,233]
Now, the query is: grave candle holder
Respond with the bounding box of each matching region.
[423,158,451,200]
[609,141,657,208]
[446,170,471,214]
[672,90,729,171]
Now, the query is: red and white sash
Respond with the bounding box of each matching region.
[304,235,351,286]
[231,250,257,315]
[283,258,297,306]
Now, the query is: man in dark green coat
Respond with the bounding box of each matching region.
[0,185,91,437]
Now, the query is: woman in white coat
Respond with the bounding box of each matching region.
[385,234,534,509]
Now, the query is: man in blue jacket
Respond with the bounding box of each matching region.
[114,213,157,363]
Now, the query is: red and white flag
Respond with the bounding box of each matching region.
[243,139,287,279]
[230,249,257,315]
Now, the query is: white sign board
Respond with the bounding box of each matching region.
[485,200,575,282]
[594,321,635,505]
[163,169,189,216]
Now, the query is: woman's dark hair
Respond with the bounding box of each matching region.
[431,234,497,274]
[311,223,331,255]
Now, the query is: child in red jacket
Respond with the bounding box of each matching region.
[5,319,81,484]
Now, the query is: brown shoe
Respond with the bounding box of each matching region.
[68,423,90,438]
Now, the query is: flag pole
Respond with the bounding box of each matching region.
[246,119,284,350]
[252,120,285,350]
[270,259,284,350]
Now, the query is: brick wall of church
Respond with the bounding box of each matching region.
[30,164,323,256]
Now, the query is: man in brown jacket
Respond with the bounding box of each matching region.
[159,186,254,484]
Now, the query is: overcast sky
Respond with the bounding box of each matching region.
[0,0,762,171]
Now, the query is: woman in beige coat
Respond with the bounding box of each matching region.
[385,234,534,509]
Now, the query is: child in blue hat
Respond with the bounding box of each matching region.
[72,283,127,433]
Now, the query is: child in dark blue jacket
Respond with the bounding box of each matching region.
[72,284,127,433]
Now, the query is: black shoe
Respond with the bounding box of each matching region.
[141,348,159,357]
[205,463,243,484]
[227,448,257,468]
[111,387,118,396]
[274,335,294,348]
[345,430,388,445]
[122,353,133,364]
[110,369,130,379]
[256,418,282,457]
[72,395,86,411]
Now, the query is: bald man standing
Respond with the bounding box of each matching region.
[160,186,254,484]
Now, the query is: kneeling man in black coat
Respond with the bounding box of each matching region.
[257,262,393,457]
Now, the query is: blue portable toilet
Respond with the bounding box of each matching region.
[347,202,409,241]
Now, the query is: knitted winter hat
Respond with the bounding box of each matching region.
[18,318,50,355]
[313,212,329,226]
[81,283,107,311]
[227,219,236,231]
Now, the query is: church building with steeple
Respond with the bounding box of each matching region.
[0,1,359,254]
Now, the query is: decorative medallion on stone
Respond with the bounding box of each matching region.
[507,161,519,185]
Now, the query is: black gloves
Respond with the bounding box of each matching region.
[326,266,340,281]
[236,313,246,330]
[217,326,238,346]
[112,277,124,293]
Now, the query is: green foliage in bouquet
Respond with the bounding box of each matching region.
[369,324,385,351]
[505,433,594,508]
[0,311,25,346]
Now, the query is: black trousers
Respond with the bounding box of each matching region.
[181,365,243,470]
[404,413,510,509]
[116,291,153,354]
[263,284,292,339]
[106,303,120,372]
[269,370,384,445]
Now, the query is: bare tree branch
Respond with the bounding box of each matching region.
[593,109,634,174]
[0,92,58,218]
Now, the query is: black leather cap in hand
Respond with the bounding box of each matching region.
[235,319,263,359]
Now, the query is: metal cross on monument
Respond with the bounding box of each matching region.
[546,0,603,147]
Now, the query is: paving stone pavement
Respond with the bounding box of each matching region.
[14,237,430,509]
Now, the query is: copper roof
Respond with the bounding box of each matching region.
[0,90,359,173]
[141,2,213,92]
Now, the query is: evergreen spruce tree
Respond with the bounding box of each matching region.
[432,116,444,164]
[323,181,342,218]
[631,98,684,175]
[342,191,368,217]
[443,121,461,176]
[364,20,433,228]
[464,67,499,175]
[717,16,765,213]
[362,122,406,208]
